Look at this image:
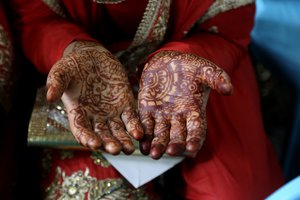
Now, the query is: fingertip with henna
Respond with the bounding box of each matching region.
[186,139,203,154]
[166,143,185,156]
[139,141,151,155]
[122,143,135,155]
[218,82,233,95]
[46,86,55,102]
[46,86,62,103]
[150,144,165,160]
[131,129,144,141]
[105,142,122,155]
[87,138,101,150]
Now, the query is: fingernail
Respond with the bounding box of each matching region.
[150,144,165,160]
[105,142,121,155]
[132,129,144,140]
[88,139,100,149]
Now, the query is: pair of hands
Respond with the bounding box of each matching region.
[47,41,232,159]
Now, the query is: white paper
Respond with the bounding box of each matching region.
[102,153,184,188]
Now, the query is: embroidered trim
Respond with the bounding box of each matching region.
[117,0,171,77]
[91,151,110,167]
[42,0,67,18]
[28,87,78,148]
[93,0,126,4]
[199,0,254,23]
[0,24,13,109]
[130,0,171,48]
[45,167,151,200]
[0,25,13,86]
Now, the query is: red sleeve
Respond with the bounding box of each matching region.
[153,5,255,74]
[11,0,97,74]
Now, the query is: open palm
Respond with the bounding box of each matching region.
[46,41,143,155]
[138,51,233,159]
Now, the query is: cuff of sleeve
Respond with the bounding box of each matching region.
[38,31,98,74]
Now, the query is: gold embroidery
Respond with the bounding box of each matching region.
[0,24,13,109]
[199,0,254,23]
[0,25,12,70]
[130,0,171,48]
[42,0,67,18]
[45,167,151,200]
[117,0,171,76]
[91,151,110,168]
[28,87,79,148]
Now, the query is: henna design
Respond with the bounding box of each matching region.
[108,118,135,154]
[138,51,232,159]
[69,107,99,148]
[47,41,143,154]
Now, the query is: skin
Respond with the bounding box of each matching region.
[46,41,144,155]
[138,51,233,159]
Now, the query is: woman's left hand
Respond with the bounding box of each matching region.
[138,51,233,159]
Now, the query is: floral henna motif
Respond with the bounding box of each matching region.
[138,51,232,159]
[46,41,143,154]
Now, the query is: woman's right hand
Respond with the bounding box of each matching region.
[46,41,144,155]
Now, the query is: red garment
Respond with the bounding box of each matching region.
[11,0,284,199]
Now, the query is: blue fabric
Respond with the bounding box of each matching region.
[251,0,300,181]
[284,95,300,180]
[251,0,300,89]
[265,176,300,200]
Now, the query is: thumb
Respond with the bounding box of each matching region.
[46,58,74,102]
[198,60,233,95]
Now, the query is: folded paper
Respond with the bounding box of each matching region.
[103,153,184,188]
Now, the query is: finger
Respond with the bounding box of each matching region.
[166,116,187,156]
[185,111,206,154]
[108,118,135,155]
[121,105,144,140]
[46,57,74,102]
[150,117,170,160]
[94,120,122,155]
[197,59,233,95]
[68,107,101,150]
[139,111,154,155]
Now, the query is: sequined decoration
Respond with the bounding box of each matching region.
[90,151,110,168]
[198,0,254,23]
[45,167,151,200]
[47,103,69,133]
[42,0,67,18]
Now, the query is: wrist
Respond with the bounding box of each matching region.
[62,40,107,57]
